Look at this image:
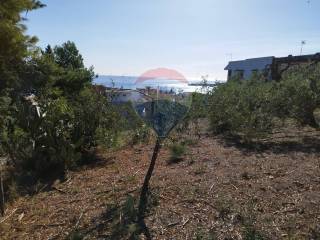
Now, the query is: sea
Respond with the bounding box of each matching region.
[94,75,212,93]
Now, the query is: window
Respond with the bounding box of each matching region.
[252,69,258,74]
[235,70,244,79]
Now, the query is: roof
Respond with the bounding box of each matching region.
[224,56,274,70]
[105,88,135,93]
[275,53,320,64]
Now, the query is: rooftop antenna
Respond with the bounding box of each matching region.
[226,53,233,61]
[300,40,306,55]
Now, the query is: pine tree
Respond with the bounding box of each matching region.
[54,41,85,69]
[0,0,45,91]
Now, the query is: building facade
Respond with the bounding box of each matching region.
[225,53,320,81]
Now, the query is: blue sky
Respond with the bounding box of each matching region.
[26,0,320,80]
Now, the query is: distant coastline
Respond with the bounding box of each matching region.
[94,75,216,92]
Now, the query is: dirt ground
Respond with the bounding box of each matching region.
[1,125,320,240]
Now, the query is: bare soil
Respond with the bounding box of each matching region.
[1,124,320,239]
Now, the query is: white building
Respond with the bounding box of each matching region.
[224,53,320,81]
[106,89,150,103]
[224,56,274,81]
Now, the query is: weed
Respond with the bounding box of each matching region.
[240,200,267,240]
[7,181,19,202]
[182,138,197,146]
[183,185,205,202]
[0,222,10,239]
[241,171,253,180]
[243,225,265,240]
[167,143,186,164]
[131,125,150,145]
[125,174,138,184]
[122,195,137,222]
[194,228,217,240]
[194,165,206,175]
[146,188,160,212]
[103,195,139,239]
[97,191,160,239]
[71,186,81,194]
[309,224,320,239]
[283,217,297,240]
[68,231,84,240]
[187,155,196,165]
[214,197,233,221]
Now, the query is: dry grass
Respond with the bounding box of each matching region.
[1,123,320,239]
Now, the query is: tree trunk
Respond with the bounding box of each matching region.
[137,138,162,239]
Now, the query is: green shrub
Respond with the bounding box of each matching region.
[131,124,150,145]
[189,92,208,119]
[168,142,186,164]
[95,127,120,148]
[207,64,320,142]
[117,102,144,131]
[272,63,320,128]
[208,77,275,142]
[2,42,121,180]
[7,97,80,179]
[178,92,208,134]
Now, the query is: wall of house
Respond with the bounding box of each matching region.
[226,57,274,81]
[228,68,270,80]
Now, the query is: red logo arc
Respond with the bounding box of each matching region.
[135,68,188,84]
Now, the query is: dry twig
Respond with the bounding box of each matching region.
[0,208,18,224]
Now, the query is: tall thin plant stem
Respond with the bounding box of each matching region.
[137,137,162,239]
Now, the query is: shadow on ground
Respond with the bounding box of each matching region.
[72,189,160,240]
[219,135,320,155]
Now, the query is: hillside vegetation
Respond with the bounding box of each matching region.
[1,1,320,240]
